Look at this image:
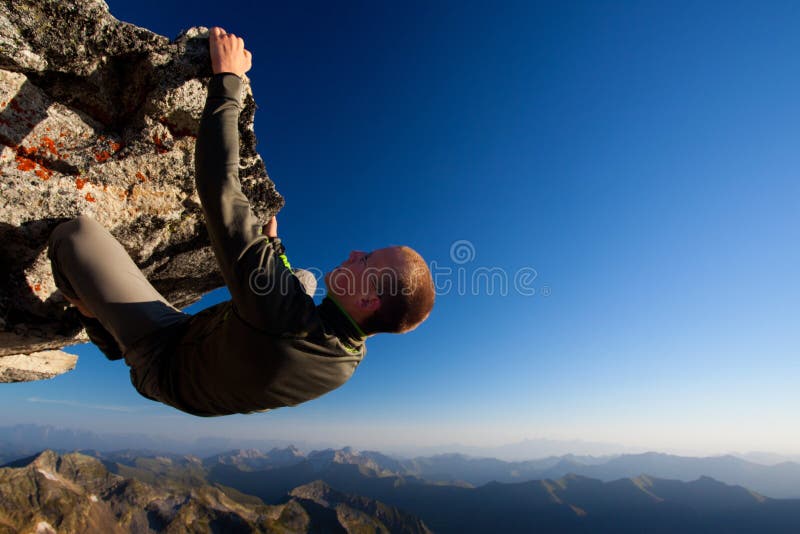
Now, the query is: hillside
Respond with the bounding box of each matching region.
[0,450,431,533]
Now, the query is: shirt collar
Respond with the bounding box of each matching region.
[319,294,367,348]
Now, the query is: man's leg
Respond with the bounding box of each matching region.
[48,215,189,360]
[63,293,94,318]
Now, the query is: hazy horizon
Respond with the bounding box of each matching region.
[1,420,799,463]
[1,1,798,459]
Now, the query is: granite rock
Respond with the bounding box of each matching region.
[0,0,283,381]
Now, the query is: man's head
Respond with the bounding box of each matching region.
[324,246,435,335]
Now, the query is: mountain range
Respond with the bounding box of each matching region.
[198,448,800,533]
[2,448,800,533]
[3,425,800,532]
[0,450,431,533]
[391,451,800,499]
[76,444,800,500]
[3,424,800,499]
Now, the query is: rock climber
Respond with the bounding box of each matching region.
[47,27,435,416]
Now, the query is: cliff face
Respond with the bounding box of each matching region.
[0,0,283,381]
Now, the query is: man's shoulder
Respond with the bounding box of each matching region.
[279,304,367,359]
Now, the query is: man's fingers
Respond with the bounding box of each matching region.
[263,216,278,238]
[209,28,243,47]
[208,26,250,76]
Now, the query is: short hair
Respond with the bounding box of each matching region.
[361,246,435,334]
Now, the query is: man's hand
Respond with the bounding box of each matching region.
[263,216,278,238]
[209,26,252,78]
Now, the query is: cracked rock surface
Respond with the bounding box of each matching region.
[0,0,283,381]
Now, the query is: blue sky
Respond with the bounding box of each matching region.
[2,0,799,455]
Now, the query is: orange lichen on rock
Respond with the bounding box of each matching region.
[40,136,58,156]
[85,192,96,202]
[15,155,36,171]
[92,136,122,163]
[19,146,38,157]
[75,177,87,189]
[136,172,148,182]
[15,145,38,171]
[153,133,168,154]
[14,138,63,179]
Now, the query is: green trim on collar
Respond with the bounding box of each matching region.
[326,293,367,339]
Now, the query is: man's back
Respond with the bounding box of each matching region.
[148,295,366,417]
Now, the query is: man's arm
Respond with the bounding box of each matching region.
[196,27,256,268]
[195,28,313,333]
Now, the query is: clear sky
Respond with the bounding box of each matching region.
[2,0,798,456]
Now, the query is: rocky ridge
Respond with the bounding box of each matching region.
[0,450,432,533]
[0,450,281,532]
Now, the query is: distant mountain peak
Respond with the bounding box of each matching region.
[288,479,432,533]
[290,480,339,506]
[266,444,304,457]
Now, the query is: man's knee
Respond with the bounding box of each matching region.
[50,215,100,241]
[47,215,105,294]
[48,215,101,256]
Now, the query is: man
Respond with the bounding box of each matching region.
[47,27,435,417]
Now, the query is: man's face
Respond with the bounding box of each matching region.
[324,246,405,313]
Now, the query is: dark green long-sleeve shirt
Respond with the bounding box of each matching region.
[151,73,367,417]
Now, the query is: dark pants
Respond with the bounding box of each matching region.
[48,215,189,400]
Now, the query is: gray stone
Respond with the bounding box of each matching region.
[0,0,283,381]
[0,350,77,382]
